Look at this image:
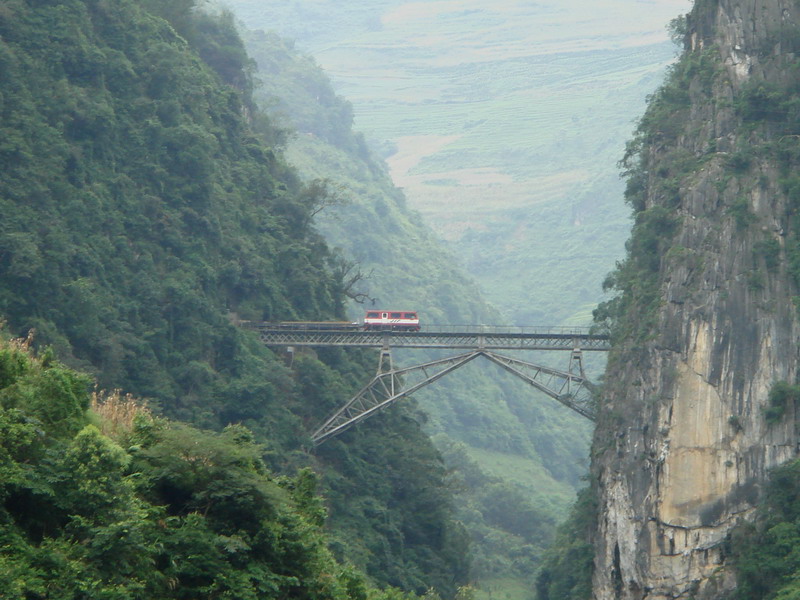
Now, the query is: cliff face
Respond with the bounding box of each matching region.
[593,1,800,598]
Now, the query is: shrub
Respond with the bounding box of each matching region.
[754,238,781,271]
[764,381,800,425]
[728,197,757,229]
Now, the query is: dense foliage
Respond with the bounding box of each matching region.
[763,381,800,426]
[0,0,342,407]
[534,487,596,600]
[0,0,469,595]
[0,334,434,599]
[728,459,800,599]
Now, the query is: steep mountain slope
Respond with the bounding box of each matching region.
[588,1,800,598]
[0,1,468,595]
[240,29,593,596]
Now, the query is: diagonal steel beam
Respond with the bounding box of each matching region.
[479,350,596,420]
[311,351,482,445]
[311,349,599,446]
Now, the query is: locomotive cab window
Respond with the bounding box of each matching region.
[390,312,401,319]
[404,313,416,319]
[367,312,379,318]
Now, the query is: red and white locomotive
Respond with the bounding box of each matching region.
[363,310,420,332]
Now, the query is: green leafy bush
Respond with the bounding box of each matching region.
[729,459,800,599]
[0,333,455,600]
[754,238,781,271]
[763,381,800,425]
[728,197,757,229]
[593,205,678,343]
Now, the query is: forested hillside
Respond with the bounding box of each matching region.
[0,334,388,598]
[238,28,593,599]
[0,1,469,595]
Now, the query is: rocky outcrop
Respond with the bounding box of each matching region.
[592,1,800,598]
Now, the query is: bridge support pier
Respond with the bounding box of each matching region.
[377,341,394,374]
[569,348,585,378]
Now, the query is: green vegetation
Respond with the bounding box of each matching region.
[0,1,470,596]
[763,381,800,426]
[729,197,757,230]
[754,238,781,272]
[435,440,564,582]
[241,27,593,596]
[736,81,800,126]
[534,487,597,600]
[728,414,743,433]
[0,0,342,399]
[592,203,678,344]
[0,333,451,600]
[593,41,726,344]
[728,459,800,599]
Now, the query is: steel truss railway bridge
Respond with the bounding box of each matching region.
[242,322,611,445]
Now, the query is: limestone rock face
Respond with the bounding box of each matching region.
[592,1,800,598]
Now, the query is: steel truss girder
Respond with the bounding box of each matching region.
[311,351,481,445]
[252,329,611,351]
[311,349,597,445]
[480,351,596,421]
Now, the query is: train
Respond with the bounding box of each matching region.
[265,310,421,332]
[363,310,420,331]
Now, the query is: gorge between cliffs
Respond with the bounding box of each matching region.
[6,1,800,599]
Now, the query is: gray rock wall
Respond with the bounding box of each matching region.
[592,1,800,598]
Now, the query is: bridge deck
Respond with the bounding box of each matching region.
[244,323,611,351]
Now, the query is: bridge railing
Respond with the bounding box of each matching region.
[242,320,601,337]
[410,324,597,336]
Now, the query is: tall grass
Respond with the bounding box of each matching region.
[90,389,151,439]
